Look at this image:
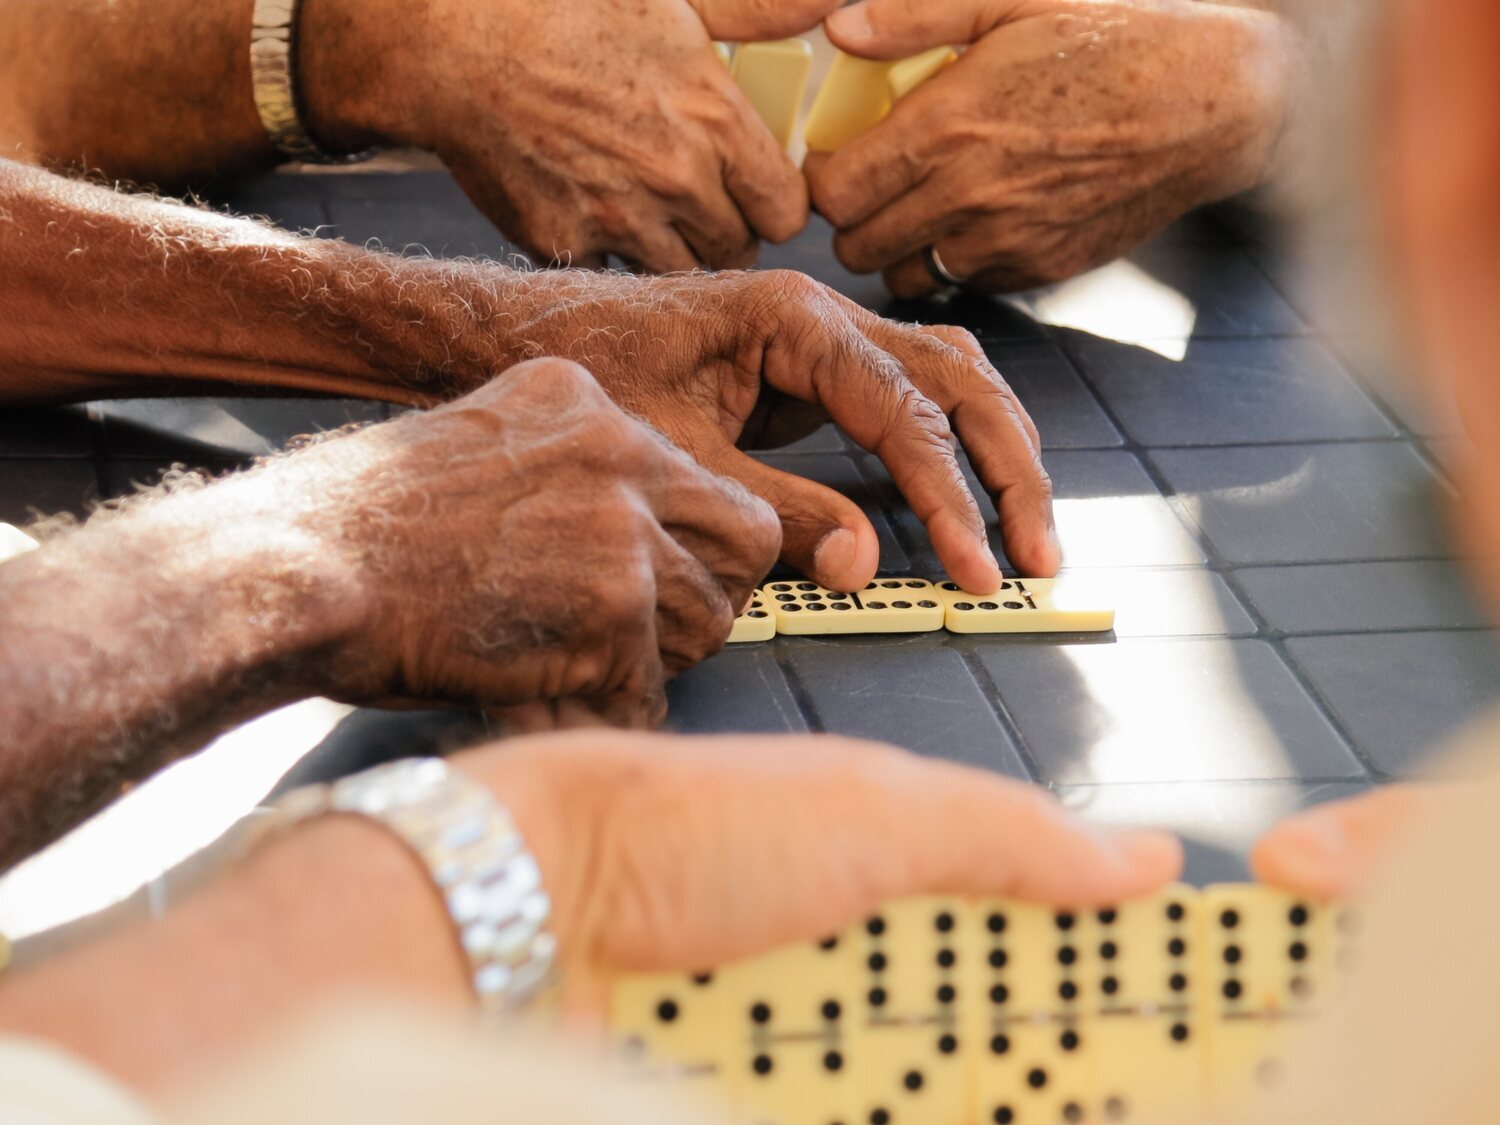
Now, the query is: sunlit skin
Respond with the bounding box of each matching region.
[0,160,1055,597]
[0,0,841,270]
[805,0,1294,295]
[0,731,1182,1097]
[1253,0,1500,900]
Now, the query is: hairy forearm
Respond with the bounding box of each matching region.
[0,466,365,868]
[0,159,588,406]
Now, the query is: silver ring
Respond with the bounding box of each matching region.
[923,245,967,288]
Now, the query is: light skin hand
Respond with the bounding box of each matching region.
[1251,786,1446,902]
[0,731,1182,1095]
[807,0,1295,295]
[0,362,781,866]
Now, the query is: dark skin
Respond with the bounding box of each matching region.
[806,0,1295,295]
[0,161,1059,593]
[0,358,781,867]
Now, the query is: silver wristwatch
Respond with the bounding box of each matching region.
[250,758,557,1016]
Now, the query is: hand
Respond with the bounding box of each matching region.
[806,0,1294,295]
[304,0,841,272]
[462,731,1184,994]
[1251,786,1446,901]
[280,358,781,725]
[507,269,1058,592]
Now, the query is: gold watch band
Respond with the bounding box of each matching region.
[250,0,377,165]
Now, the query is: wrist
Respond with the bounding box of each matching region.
[296,0,419,153]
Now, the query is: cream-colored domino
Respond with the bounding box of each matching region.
[803,47,957,152]
[935,578,1115,634]
[610,969,733,1093]
[852,899,972,1125]
[728,589,777,644]
[969,901,1097,1125]
[885,46,958,101]
[803,51,897,153]
[731,38,814,151]
[766,578,943,635]
[724,930,861,1125]
[1089,888,1206,1123]
[1198,885,1331,1114]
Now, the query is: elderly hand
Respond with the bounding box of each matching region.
[305,0,842,271]
[805,0,1294,295]
[462,731,1183,993]
[278,358,780,726]
[498,269,1057,593]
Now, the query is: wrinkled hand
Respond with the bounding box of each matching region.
[312,0,842,271]
[1251,786,1446,901]
[278,358,780,726]
[461,731,1182,993]
[512,269,1058,593]
[806,0,1293,295]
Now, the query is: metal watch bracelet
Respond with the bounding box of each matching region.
[246,758,557,1016]
[250,0,377,164]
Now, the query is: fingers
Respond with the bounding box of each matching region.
[612,220,702,275]
[899,322,1059,577]
[824,0,1044,57]
[805,99,930,233]
[831,172,962,275]
[691,0,844,40]
[787,309,1003,591]
[707,447,881,591]
[718,91,810,245]
[854,751,1184,907]
[1251,786,1447,902]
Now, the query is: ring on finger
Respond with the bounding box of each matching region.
[923,244,969,289]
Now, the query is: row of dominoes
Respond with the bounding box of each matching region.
[729,578,1115,643]
[722,40,958,153]
[610,885,1358,1125]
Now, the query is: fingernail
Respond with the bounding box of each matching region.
[813,528,857,582]
[827,4,874,43]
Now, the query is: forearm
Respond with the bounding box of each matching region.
[0,159,571,406]
[0,0,396,187]
[0,816,468,1096]
[0,466,362,868]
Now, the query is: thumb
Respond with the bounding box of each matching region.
[692,0,843,40]
[826,0,1052,58]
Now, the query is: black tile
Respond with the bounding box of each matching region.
[666,646,808,734]
[93,398,386,459]
[983,341,1121,450]
[1066,336,1394,446]
[977,638,1363,785]
[1285,632,1500,776]
[1236,561,1492,634]
[0,460,99,525]
[0,407,94,458]
[1151,442,1451,564]
[785,641,1030,778]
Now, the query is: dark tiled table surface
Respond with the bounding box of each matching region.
[7,170,1498,885]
